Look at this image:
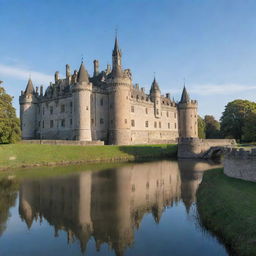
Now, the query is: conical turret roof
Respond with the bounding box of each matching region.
[180,86,190,103]
[150,77,160,94]
[77,62,89,83]
[112,35,121,56]
[24,78,35,95]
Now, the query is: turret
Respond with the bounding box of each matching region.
[178,86,198,138]
[54,71,59,83]
[19,78,37,139]
[66,64,71,84]
[108,36,132,145]
[150,77,161,118]
[72,61,92,141]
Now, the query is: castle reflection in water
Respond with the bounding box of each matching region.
[18,160,220,256]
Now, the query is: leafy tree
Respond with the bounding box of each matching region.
[220,100,256,141]
[198,116,205,139]
[0,86,21,143]
[242,111,256,142]
[204,115,221,139]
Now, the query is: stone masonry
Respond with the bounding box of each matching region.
[19,37,198,145]
[224,148,256,182]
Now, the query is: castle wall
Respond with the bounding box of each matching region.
[130,98,179,144]
[37,96,73,140]
[224,148,256,182]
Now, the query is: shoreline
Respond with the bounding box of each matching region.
[0,144,177,171]
[197,168,256,256]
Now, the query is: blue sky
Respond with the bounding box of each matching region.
[1,0,256,119]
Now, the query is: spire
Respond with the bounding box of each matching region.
[24,78,35,95]
[180,86,190,103]
[77,62,89,83]
[150,77,160,94]
[113,34,121,56]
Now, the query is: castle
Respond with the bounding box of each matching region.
[19,37,198,145]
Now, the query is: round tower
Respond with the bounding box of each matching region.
[150,77,161,118]
[108,36,131,145]
[178,86,198,138]
[72,62,92,141]
[19,78,37,139]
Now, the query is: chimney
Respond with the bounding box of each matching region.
[54,71,59,83]
[93,60,99,76]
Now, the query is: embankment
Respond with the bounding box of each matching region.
[0,144,177,170]
[197,169,256,256]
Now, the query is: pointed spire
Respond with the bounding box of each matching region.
[24,78,35,95]
[180,86,190,103]
[77,62,89,83]
[150,76,160,94]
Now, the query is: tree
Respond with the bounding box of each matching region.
[0,86,21,143]
[220,99,256,141]
[242,111,256,142]
[204,115,221,139]
[198,116,205,139]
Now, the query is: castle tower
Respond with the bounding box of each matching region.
[178,86,198,138]
[108,36,132,145]
[150,77,161,118]
[19,78,37,139]
[72,62,92,141]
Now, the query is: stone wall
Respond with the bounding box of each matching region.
[178,138,236,158]
[21,140,104,146]
[224,148,256,182]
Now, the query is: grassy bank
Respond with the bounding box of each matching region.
[0,143,177,170]
[197,168,256,256]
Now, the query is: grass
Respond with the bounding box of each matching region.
[197,168,256,256]
[0,143,177,170]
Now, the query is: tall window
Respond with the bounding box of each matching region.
[154,121,157,128]
[167,111,169,117]
[61,104,65,113]
[50,106,53,115]
[131,106,134,112]
[70,102,72,113]
[61,119,65,127]
[131,120,135,127]
[168,123,170,129]
[145,121,149,128]
[100,98,103,106]
[100,118,104,124]
[70,119,72,126]
[145,108,148,114]
[159,122,161,128]
[50,120,54,128]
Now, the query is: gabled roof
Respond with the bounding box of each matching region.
[150,77,160,94]
[24,78,35,95]
[77,62,89,83]
[180,86,190,103]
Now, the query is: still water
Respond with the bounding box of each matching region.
[0,160,228,256]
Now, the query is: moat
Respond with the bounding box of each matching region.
[0,160,228,256]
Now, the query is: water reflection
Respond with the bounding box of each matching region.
[16,160,221,255]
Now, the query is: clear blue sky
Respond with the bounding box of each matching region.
[1,0,256,119]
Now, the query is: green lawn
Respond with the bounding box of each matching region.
[197,168,256,256]
[0,143,177,170]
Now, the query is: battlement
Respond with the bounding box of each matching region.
[225,147,256,159]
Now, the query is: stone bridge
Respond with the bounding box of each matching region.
[178,138,236,159]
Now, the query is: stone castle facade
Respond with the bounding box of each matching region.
[19,37,198,145]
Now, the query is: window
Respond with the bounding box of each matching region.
[91,119,94,125]
[145,121,148,127]
[70,119,72,126]
[70,102,72,113]
[42,120,44,128]
[110,104,113,109]
[38,121,40,127]
[61,119,65,127]
[125,119,127,124]
[111,120,113,124]
[50,106,53,115]
[100,98,103,106]
[50,120,54,128]
[174,113,177,118]
[131,106,134,112]
[43,107,45,115]
[156,109,159,115]
[145,108,148,114]
[168,123,170,129]
[100,118,104,124]
[86,106,89,110]
[159,122,161,128]
[175,123,177,129]
[154,121,157,128]
[167,111,169,117]
[61,104,65,113]
[131,120,135,127]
